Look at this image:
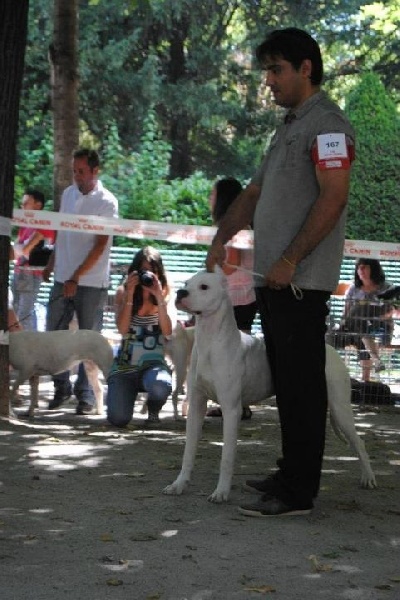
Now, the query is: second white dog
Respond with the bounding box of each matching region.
[163,267,377,503]
[9,330,114,417]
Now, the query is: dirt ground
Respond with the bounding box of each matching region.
[1,383,400,600]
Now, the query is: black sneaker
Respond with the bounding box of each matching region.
[48,388,72,410]
[242,474,280,495]
[144,411,160,424]
[76,401,96,415]
[238,496,312,518]
[241,407,252,420]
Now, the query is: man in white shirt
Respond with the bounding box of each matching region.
[44,148,119,414]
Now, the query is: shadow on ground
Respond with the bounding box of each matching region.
[1,387,400,600]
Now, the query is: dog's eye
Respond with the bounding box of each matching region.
[200,284,208,290]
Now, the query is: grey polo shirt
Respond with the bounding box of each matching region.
[251,91,355,292]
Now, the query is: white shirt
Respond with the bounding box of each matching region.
[54,180,119,288]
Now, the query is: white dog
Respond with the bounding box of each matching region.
[9,330,114,417]
[163,267,377,503]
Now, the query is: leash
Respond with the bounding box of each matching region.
[224,262,304,300]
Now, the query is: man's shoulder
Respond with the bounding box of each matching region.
[311,94,354,135]
[95,181,119,208]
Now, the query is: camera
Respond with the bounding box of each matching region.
[138,269,154,287]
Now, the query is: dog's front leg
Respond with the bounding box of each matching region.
[208,398,241,503]
[163,388,207,496]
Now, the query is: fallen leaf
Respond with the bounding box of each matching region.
[308,554,333,573]
[106,578,123,586]
[339,545,359,553]
[375,584,393,590]
[243,584,276,593]
[100,534,115,542]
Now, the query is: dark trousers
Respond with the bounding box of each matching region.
[255,286,330,505]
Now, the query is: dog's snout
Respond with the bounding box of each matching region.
[176,289,189,301]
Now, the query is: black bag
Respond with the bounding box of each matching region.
[28,241,53,267]
[351,378,394,406]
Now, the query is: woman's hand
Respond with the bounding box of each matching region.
[147,273,164,303]
[125,271,140,295]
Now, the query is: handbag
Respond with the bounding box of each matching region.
[28,241,53,267]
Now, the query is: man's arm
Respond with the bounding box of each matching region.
[70,234,109,282]
[206,183,260,271]
[265,167,351,288]
[63,234,110,297]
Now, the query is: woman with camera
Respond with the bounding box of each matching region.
[107,246,173,426]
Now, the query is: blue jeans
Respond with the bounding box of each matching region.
[46,282,107,402]
[107,366,172,427]
[12,271,42,331]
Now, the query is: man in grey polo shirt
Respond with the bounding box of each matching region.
[44,148,118,415]
[206,28,355,517]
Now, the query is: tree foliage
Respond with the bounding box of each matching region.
[15,0,400,241]
[346,72,400,242]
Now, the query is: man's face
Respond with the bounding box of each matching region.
[264,56,311,110]
[73,156,98,194]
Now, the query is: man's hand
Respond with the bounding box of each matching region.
[63,279,78,298]
[206,238,226,272]
[265,257,296,290]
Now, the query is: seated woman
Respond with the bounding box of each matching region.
[339,258,394,381]
[107,246,173,427]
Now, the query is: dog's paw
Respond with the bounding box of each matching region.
[360,474,377,489]
[163,479,188,496]
[207,488,230,503]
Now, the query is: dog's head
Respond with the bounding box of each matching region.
[176,266,230,316]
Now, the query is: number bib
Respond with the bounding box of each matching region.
[313,133,351,170]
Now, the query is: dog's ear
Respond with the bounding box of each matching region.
[213,264,228,287]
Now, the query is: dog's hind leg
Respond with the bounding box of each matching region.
[163,388,208,496]
[326,346,376,489]
[28,375,39,418]
[84,360,103,415]
[9,376,23,419]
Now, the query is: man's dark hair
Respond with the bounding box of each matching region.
[73,148,100,170]
[24,188,45,208]
[256,28,323,85]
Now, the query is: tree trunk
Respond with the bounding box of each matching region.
[50,0,79,210]
[0,0,29,417]
[168,17,192,179]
